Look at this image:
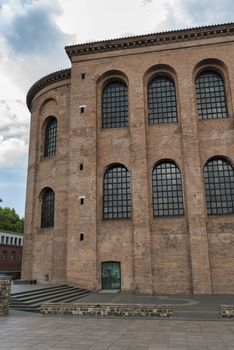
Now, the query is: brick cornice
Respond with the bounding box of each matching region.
[65,23,234,59]
[26,68,71,111]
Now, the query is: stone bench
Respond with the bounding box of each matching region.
[219,305,234,318]
[41,303,173,318]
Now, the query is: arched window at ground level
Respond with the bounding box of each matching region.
[103,165,132,219]
[152,161,184,216]
[204,158,234,215]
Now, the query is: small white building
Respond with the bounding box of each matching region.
[0,231,23,246]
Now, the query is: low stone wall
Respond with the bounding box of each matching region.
[219,305,234,318]
[0,277,11,316]
[40,303,173,318]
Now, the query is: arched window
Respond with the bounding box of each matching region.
[204,158,234,215]
[41,188,55,228]
[103,165,131,219]
[195,70,228,120]
[148,76,177,124]
[102,81,128,128]
[44,117,57,157]
[152,162,184,216]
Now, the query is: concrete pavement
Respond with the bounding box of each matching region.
[0,311,234,350]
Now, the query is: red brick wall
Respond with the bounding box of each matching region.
[0,245,22,273]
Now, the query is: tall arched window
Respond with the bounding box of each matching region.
[41,187,55,228]
[148,76,177,124]
[102,81,128,128]
[204,158,234,215]
[152,162,184,216]
[44,117,57,157]
[103,165,131,219]
[195,70,228,120]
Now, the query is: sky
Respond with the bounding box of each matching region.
[0,0,233,218]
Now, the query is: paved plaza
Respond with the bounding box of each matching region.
[0,311,233,350]
[7,284,234,349]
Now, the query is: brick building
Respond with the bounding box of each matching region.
[0,231,23,278]
[22,23,234,294]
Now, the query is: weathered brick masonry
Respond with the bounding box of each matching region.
[22,23,234,294]
[0,278,11,316]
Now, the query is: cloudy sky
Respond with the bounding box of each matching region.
[0,0,233,217]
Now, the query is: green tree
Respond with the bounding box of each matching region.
[0,206,24,233]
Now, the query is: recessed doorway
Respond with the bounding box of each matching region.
[101,261,121,290]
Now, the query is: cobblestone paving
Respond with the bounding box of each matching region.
[0,312,233,350]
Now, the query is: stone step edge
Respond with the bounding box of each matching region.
[11,287,86,302]
[11,284,69,296]
[10,292,92,309]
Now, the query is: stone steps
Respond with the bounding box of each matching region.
[10,285,92,312]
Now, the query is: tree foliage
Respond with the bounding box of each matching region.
[0,206,24,233]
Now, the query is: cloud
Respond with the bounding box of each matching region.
[181,0,234,25]
[142,0,153,6]
[0,0,75,89]
[0,98,29,169]
[0,136,28,168]
[0,0,74,172]
[2,1,74,55]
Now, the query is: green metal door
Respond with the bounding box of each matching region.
[101,261,121,290]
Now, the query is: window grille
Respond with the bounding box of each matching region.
[102,81,128,128]
[148,76,177,124]
[152,162,184,216]
[204,158,234,215]
[103,166,132,219]
[195,70,228,120]
[41,188,55,228]
[44,118,57,157]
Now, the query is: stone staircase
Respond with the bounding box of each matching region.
[10,284,92,312]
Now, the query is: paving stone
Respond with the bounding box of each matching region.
[0,313,234,349]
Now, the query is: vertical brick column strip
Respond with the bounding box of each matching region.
[66,64,98,291]
[178,72,212,294]
[129,76,153,294]
[0,277,11,316]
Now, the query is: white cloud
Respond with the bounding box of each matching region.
[0,97,29,169]
[0,0,72,171]
[0,136,28,168]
